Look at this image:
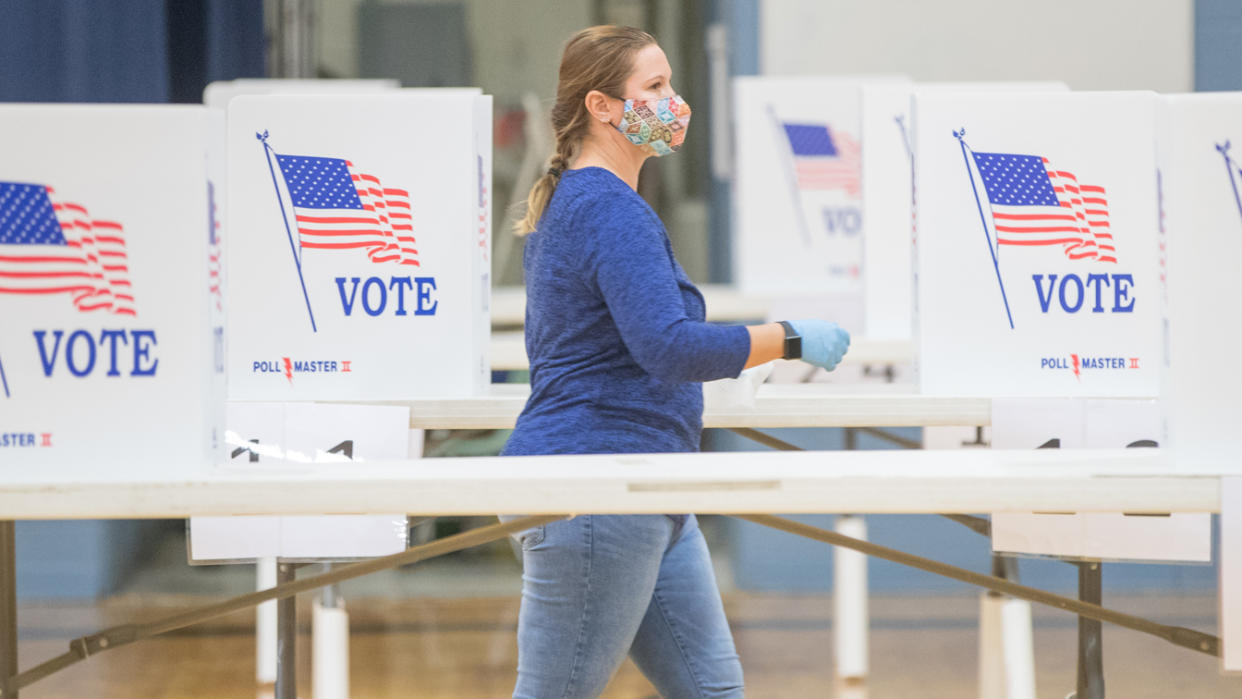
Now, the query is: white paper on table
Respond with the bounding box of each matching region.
[188,516,282,562]
[991,398,1210,562]
[1081,399,1210,562]
[190,402,411,562]
[991,398,1088,558]
[277,403,409,559]
[220,402,288,465]
[703,362,775,410]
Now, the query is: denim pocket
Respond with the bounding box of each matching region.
[501,515,547,551]
[518,525,546,550]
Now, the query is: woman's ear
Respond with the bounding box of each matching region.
[584,90,617,126]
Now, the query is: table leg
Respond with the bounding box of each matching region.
[0,521,15,699]
[1076,561,1105,699]
[313,580,348,699]
[276,561,296,699]
[834,515,869,685]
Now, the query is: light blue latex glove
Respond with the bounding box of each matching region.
[788,319,850,371]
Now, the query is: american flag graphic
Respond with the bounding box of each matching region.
[208,181,222,311]
[972,152,1116,263]
[780,122,861,196]
[0,181,135,314]
[275,154,417,266]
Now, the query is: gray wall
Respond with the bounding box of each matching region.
[761,0,1193,92]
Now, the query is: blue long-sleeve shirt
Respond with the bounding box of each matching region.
[501,167,751,456]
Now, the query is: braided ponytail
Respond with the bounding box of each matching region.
[513,25,656,236]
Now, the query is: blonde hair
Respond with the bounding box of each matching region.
[513,25,656,236]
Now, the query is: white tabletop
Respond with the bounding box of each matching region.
[361,383,990,430]
[0,448,1219,519]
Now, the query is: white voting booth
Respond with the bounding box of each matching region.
[190,84,495,695]
[0,105,220,478]
[914,91,1210,557]
[1157,92,1242,673]
[733,76,900,336]
[912,90,1219,693]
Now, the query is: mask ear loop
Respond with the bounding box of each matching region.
[605,95,626,131]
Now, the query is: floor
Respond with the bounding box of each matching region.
[12,522,1241,698]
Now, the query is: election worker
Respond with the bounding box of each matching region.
[500,25,850,698]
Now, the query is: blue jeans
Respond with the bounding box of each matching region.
[501,514,744,698]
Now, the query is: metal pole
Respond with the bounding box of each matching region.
[0,521,16,699]
[270,0,316,78]
[1076,561,1105,699]
[276,561,296,699]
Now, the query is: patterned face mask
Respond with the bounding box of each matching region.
[613,95,692,156]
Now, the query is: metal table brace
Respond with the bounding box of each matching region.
[0,508,1219,697]
[727,426,1133,699]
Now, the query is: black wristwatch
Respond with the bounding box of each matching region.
[777,321,802,360]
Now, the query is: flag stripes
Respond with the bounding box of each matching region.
[972,151,1115,263]
[0,181,136,314]
[275,154,418,267]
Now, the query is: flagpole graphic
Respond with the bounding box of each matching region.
[1216,140,1242,222]
[766,104,815,245]
[258,130,317,333]
[896,115,913,162]
[896,115,917,243]
[955,128,1015,330]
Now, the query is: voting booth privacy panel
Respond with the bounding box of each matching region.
[913,91,1162,398]
[1157,93,1242,469]
[732,76,880,334]
[908,90,1212,562]
[203,80,402,332]
[860,81,1070,341]
[0,105,220,477]
[225,93,492,401]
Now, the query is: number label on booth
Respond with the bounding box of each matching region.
[190,402,412,562]
[990,398,1211,562]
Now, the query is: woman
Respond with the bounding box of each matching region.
[501,25,850,698]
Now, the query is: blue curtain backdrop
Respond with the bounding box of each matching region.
[0,0,264,103]
[1196,0,1242,90]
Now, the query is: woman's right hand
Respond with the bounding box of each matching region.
[788,319,850,371]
